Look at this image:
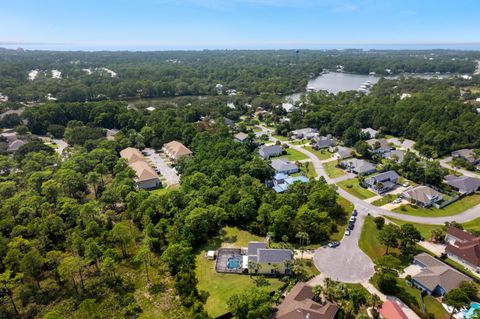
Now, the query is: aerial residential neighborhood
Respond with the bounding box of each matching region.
[2,1,480,319]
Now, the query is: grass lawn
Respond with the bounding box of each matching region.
[291,139,308,145]
[195,227,283,317]
[303,146,332,160]
[337,178,376,200]
[359,216,393,261]
[371,194,398,207]
[149,185,179,196]
[273,135,289,141]
[323,160,345,179]
[462,218,480,233]
[278,148,309,161]
[387,218,442,240]
[45,142,58,149]
[330,196,355,242]
[393,194,480,217]
[299,162,317,179]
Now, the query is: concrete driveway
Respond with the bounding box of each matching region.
[313,211,375,283]
[143,148,180,186]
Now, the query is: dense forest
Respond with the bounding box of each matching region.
[0,48,478,102]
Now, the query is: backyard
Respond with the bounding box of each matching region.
[323,160,346,179]
[303,146,333,160]
[278,147,309,161]
[337,178,376,200]
[195,227,284,317]
[393,194,480,217]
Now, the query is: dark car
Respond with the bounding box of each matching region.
[348,223,355,230]
[352,209,358,216]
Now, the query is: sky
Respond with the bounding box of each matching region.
[1,0,480,50]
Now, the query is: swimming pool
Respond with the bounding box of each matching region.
[464,302,480,318]
[226,256,242,270]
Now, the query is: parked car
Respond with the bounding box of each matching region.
[403,182,410,187]
[352,209,358,216]
[348,223,355,230]
[349,216,356,223]
[344,230,351,236]
[328,241,340,248]
[393,198,401,204]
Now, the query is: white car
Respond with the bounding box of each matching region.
[393,198,401,204]
[349,216,356,223]
[344,230,351,236]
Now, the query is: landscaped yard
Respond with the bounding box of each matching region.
[298,161,317,179]
[337,178,376,200]
[279,147,309,161]
[195,227,284,317]
[273,135,289,141]
[371,194,398,207]
[304,146,333,160]
[323,160,345,179]
[393,194,480,217]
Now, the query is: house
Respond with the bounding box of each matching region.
[271,173,309,193]
[379,301,408,319]
[271,158,299,174]
[234,132,249,143]
[223,117,234,126]
[364,170,399,194]
[383,150,406,163]
[120,147,160,189]
[367,138,392,154]
[247,242,293,275]
[339,158,376,175]
[401,185,443,207]
[412,253,472,296]
[162,141,193,161]
[290,128,317,139]
[444,175,480,195]
[361,127,378,138]
[281,103,296,113]
[335,146,353,159]
[452,149,480,165]
[313,138,335,150]
[0,132,26,153]
[445,227,480,273]
[270,282,339,319]
[259,145,284,159]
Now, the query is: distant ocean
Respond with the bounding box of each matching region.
[1,43,480,51]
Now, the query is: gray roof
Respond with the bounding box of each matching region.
[336,146,353,158]
[259,145,284,159]
[247,242,267,255]
[365,170,399,184]
[402,185,443,205]
[7,139,25,152]
[340,158,376,174]
[257,248,292,263]
[444,175,480,194]
[314,139,335,149]
[367,138,391,152]
[384,150,406,162]
[291,128,317,136]
[271,158,298,173]
[234,132,249,142]
[452,149,477,163]
[413,253,472,293]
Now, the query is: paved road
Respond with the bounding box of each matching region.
[313,211,375,283]
[52,139,68,155]
[144,148,180,186]
[440,156,480,178]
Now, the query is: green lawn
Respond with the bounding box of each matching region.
[462,217,480,233]
[45,142,58,149]
[393,194,480,217]
[278,148,309,161]
[299,161,317,179]
[387,218,442,240]
[195,227,283,317]
[149,185,179,196]
[291,139,308,145]
[304,146,333,160]
[330,196,354,241]
[371,194,398,207]
[359,216,391,261]
[337,178,376,200]
[273,135,289,141]
[323,160,346,179]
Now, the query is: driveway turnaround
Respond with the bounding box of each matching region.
[313,211,374,283]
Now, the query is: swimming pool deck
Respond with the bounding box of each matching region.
[215,248,244,274]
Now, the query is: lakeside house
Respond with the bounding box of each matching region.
[445,227,480,273]
[412,253,472,296]
[120,147,160,189]
[364,170,399,194]
[162,141,193,161]
[339,158,376,175]
[259,145,284,159]
[271,158,299,175]
[281,103,296,113]
[401,185,443,207]
[270,282,339,319]
[444,175,480,195]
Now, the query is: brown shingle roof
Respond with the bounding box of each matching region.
[446,227,480,267]
[120,147,159,182]
[271,283,339,319]
[164,141,192,159]
[447,227,477,243]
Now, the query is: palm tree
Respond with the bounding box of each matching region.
[312,285,323,302]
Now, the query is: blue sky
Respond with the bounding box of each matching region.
[1,0,479,49]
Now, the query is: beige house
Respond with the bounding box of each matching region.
[162,141,192,161]
[120,147,160,189]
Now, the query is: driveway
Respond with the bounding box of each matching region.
[313,210,375,283]
[440,157,480,178]
[143,148,180,186]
